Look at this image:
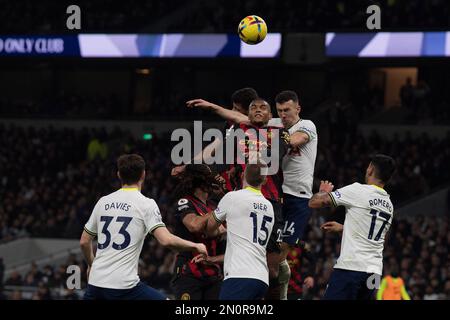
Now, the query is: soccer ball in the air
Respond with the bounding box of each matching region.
[238,15,267,45]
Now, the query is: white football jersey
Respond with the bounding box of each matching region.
[84,187,165,289]
[329,183,394,275]
[268,118,317,198]
[213,187,274,285]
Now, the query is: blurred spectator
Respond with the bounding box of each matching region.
[0,285,6,300]
[0,258,4,286]
[5,270,22,286]
[400,77,414,109]
[10,290,22,300]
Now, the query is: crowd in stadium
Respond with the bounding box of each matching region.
[1,78,449,126]
[0,123,449,299]
[0,0,448,33]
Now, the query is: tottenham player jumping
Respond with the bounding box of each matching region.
[80,154,208,300]
[309,154,396,300]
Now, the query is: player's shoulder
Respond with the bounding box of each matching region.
[335,182,364,195]
[344,182,365,192]
[137,194,158,210]
[222,190,240,199]
[97,190,120,204]
[176,197,195,212]
[298,119,316,130]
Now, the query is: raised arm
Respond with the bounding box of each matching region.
[186,99,249,124]
[308,181,335,209]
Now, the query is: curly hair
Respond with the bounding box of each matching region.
[173,164,219,200]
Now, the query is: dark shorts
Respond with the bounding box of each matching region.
[172,275,222,300]
[266,200,283,254]
[83,281,166,300]
[219,278,268,300]
[322,268,378,300]
[281,194,312,245]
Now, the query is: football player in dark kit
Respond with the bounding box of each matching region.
[171,164,226,300]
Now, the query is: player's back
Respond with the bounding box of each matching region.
[219,188,275,285]
[85,187,164,289]
[330,183,394,275]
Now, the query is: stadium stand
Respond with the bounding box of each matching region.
[0,0,449,33]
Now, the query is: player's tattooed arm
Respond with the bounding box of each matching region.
[308,180,335,208]
[186,99,249,124]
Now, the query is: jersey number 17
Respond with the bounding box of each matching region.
[368,209,391,241]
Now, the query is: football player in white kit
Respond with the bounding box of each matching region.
[268,91,317,300]
[80,154,208,300]
[198,163,275,300]
[309,154,396,300]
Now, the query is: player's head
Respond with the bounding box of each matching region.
[117,154,146,186]
[248,98,272,127]
[244,162,267,189]
[231,87,258,115]
[275,90,301,127]
[365,154,396,185]
[174,164,218,198]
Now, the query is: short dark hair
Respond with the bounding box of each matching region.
[231,87,258,110]
[370,154,396,184]
[249,98,270,108]
[117,154,145,185]
[245,163,266,188]
[275,90,299,105]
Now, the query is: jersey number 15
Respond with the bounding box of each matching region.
[249,212,273,246]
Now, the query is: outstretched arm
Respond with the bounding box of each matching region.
[171,138,223,176]
[186,99,248,124]
[308,181,335,209]
[152,226,208,256]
